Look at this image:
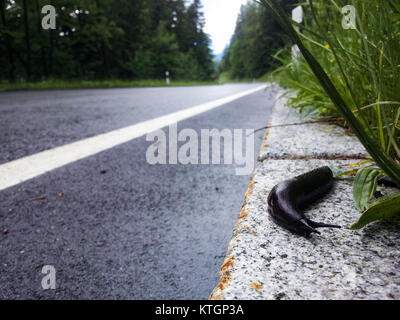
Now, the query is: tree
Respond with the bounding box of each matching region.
[0,0,15,81]
[0,0,215,82]
[22,0,31,80]
[34,0,48,78]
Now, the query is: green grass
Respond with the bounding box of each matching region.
[218,71,270,84]
[0,79,221,91]
[271,0,400,163]
[260,0,400,229]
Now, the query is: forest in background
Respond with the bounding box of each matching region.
[0,0,214,83]
[0,0,299,86]
[218,0,297,79]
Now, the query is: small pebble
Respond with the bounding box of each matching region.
[374,191,384,199]
[275,292,286,300]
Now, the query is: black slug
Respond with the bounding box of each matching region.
[267,166,341,237]
[378,177,400,189]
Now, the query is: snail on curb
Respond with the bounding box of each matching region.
[267,166,341,237]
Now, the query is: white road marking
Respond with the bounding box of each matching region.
[0,84,267,191]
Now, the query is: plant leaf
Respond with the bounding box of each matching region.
[349,193,400,230]
[353,168,381,212]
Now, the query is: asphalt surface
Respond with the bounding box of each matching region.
[0,84,276,299]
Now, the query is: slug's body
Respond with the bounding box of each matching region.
[267,166,341,237]
[378,177,400,189]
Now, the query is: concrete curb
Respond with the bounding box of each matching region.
[258,94,368,161]
[210,91,400,300]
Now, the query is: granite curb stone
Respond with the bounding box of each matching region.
[211,91,399,300]
[258,94,368,161]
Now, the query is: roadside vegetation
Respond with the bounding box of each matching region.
[0,79,220,91]
[260,0,400,229]
[0,0,214,87]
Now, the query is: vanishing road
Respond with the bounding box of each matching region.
[0,83,276,299]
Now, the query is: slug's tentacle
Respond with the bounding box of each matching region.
[267,166,341,237]
[305,218,341,229]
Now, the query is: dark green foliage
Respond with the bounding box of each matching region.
[0,0,214,82]
[218,0,296,79]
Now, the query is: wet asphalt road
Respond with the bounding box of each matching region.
[0,84,275,299]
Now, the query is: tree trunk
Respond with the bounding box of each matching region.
[35,0,48,79]
[48,0,54,77]
[0,0,16,82]
[96,0,110,78]
[100,42,110,79]
[22,0,31,81]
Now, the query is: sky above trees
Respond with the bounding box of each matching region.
[218,0,297,79]
[202,0,248,54]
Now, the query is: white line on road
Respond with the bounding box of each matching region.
[0,84,267,191]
